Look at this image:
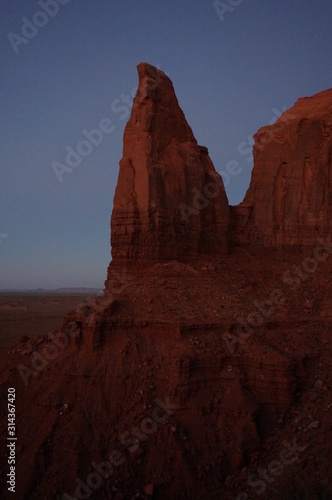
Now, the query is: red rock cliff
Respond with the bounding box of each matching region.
[1,67,332,500]
[110,63,230,266]
[232,88,332,246]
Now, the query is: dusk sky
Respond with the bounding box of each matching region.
[1,0,331,289]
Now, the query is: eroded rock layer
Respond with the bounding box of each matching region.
[232,88,332,246]
[2,254,330,499]
[1,66,332,500]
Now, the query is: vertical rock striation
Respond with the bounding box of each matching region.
[109,63,230,267]
[232,88,332,246]
[1,65,332,499]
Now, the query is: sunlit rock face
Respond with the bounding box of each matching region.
[232,88,332,247]
[110,62,230,266]
[1,66,332,500]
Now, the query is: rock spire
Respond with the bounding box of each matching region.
[110,63,230,265]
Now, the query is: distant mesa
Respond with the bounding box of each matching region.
[0,287,103,294]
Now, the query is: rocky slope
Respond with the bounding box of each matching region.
[0,65,331,499]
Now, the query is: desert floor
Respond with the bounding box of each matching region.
[0,293,93,352]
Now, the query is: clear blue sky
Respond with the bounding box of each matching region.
[1,0,331,289]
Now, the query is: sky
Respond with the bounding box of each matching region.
[0,0,331,289]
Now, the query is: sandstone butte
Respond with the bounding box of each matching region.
[0,64,331,500]
[232,87,332,246]
[109,62,229,265]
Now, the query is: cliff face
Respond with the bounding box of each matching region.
[111,65,332,264]
[109,63,229,267]
[1,66,332,500]
[3,257,326,500]
[232,88,332,246]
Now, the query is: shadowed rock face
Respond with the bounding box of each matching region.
[1,66,332,500]
[232,88,332,246]
[110,63,230,266]
[110,64,332,267]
